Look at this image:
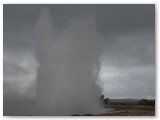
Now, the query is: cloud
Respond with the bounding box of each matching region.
[3,4,155,100]
[3,50,38,99]
[102,31,155,67]
[101,66,155,99]
[100,31,155,98]
[4,4,154,35]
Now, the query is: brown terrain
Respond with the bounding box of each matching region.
[72,105,155,116]
[98,106,155,116]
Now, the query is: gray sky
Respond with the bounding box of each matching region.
[3,4,155,104]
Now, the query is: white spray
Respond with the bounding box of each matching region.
[34,8,103,115]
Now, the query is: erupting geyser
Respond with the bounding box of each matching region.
[34,8,103,115]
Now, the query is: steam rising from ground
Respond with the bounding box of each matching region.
[34,8,103,115]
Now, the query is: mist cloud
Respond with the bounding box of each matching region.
[34,8,103,115]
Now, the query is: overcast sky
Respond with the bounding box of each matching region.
[3,5,155,114]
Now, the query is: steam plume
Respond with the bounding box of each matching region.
[34,7,103,115]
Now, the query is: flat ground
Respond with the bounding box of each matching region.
[97,105,155,116]
[72,105,155,116]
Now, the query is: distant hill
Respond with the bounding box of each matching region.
[102,98,155,106]
[109,99,140,103]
